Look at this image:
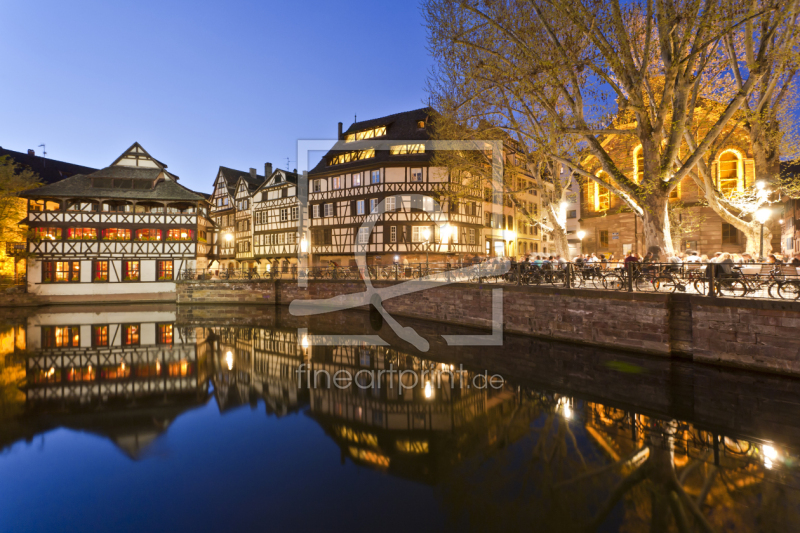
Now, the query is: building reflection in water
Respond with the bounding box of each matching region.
[0,305,210,458]
[2,308,800,531]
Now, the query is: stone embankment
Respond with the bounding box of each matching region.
[176,279,800,375]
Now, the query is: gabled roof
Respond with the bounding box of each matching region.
[217,166,264,196]
[19,143,204,202]
[310,107,435,175]
[255,168,299,193]
[110,142,169,170]
[0,146,97,185]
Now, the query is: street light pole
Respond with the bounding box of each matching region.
[755,207,771,261]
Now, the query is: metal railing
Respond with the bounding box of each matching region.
[4,242,26,256]
[177,261,800,300]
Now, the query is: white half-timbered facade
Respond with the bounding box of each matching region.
[208,165,267,270]
[307,108,483,266]
[252,168,302,270]
[21,143,212,298]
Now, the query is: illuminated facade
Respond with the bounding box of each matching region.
[21,143,212,299]
[307,108,483,266]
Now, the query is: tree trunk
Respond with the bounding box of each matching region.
[552,225,570,258]
[641,195,674,259]
[742,223,773,259]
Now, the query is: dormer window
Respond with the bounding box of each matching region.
[417,120,425,129]
[345,126,387,143]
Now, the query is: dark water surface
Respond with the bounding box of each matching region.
[1,303,799,532]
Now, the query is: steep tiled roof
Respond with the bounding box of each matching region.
[219,166,264,194]
[20,173,205,202]
[309,108,435,175]
[0,146,97,185]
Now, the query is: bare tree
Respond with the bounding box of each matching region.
[424,0,800,256]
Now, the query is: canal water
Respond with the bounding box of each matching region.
[1,304,799,532]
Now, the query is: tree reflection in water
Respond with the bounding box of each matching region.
[438,393,800,532]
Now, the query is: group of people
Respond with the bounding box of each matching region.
[516,250,800,268]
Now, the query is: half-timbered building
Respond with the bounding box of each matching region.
[307,108,483,266]
[208,165,267,271]
[252,168,301,272]
[21,143,212,299]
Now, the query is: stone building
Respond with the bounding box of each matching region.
[578,129,782,258]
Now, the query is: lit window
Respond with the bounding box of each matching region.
[166,229,193,241]
[328,149,375,166]
[123,260,139,281]
[157,260,173,280]
[633,146,644,183]
[123,324,140,345]
[718,151,742,197]
[42,326,80,348]
[66,228,97,240]
[93,261,108,282]
[93,325,109,347]
[42,261,80,283]
[33,227,62,240]
[102,228,130,240]
[135,229,162,241]
[594,172,610,211]
[344,126,387,142]
[390,144,425,155]
[157,324,173,344]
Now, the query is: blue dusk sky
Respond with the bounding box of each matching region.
[0,0,431,192]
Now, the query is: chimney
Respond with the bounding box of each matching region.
[337,122,343,140]
[265,162,272,178]
[27,149,35,156]
[249,168,257,180]
[293,168,297,174]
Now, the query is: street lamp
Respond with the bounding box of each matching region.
[755,207,771,261]
[422,227,431,272]
[577,230,586,255]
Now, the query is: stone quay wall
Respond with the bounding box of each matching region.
[176,279,800,375]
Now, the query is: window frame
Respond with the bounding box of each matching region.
[92,325,109,347]
[122,260,140,282]
[157,323,174,345]
[93,260,109,282]
[157,260,174,281]
[122,324,141,346]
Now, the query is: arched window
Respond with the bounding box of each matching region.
[594,172,610,211]
[717,150,743,196]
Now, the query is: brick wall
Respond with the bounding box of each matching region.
[178,280,276,304]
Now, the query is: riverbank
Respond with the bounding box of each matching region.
[3,279,799,375]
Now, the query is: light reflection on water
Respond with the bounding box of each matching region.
[1,304,799,532]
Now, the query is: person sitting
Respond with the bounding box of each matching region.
[685,251,701,263]
[791,253,800,267]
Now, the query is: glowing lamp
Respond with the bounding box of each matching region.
[424,380,433,399]
[225,351,233,370]
[300,235,308,253]
[577,230,586,240]
[301,335,309,349]
[755,180,766,190]
[755,208,771,224]
[224,233,233,242]
[422,228,431,241]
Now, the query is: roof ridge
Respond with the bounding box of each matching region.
[345,107,432,132]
